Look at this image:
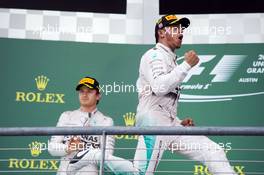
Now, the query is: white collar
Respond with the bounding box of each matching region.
[156,43,176,58]
[79,108,98,116]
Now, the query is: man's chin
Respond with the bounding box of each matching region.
[80,102,91,107]
[174,41,182,49]
[175,44,181,49]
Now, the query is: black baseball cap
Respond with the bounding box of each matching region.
[76,76,100,91]
[155,14,190,42]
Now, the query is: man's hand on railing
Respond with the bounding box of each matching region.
[181,118,195,127]
[66,136,84,154]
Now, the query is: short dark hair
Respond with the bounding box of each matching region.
[155,29,159,43]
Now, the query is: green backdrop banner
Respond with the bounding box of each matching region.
[0,38,263,174]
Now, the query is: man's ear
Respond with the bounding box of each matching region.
[96,93,102,101]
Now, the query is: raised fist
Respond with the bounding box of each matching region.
[184,50,199,67]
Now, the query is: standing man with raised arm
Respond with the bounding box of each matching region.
[133,14,236,175]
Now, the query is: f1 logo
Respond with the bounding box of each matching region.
[181,55,246,83]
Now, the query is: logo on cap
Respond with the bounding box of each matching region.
[76,77,99,91]
[79,78,95,85]
[165,15,177,21]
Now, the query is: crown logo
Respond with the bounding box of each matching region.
[28,141,43,157]
[123,112,136,126]
[35,75,49,91]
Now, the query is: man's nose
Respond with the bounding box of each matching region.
[82,93,88,96]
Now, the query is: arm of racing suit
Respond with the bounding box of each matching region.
[143,50,191,96]
[48,112,69,157]
[103,117,115,155]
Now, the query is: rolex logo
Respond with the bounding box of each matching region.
[115,112,137,140]
[28,141,44,157]
[16,75,65,104]
[123,112,136,126]
[35,75,49,91]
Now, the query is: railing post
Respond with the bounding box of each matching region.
[99,131,107,175]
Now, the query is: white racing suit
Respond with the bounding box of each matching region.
[133,43,237,175]
[48,109,138,175]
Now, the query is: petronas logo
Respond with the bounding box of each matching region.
[35,75,49,91]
